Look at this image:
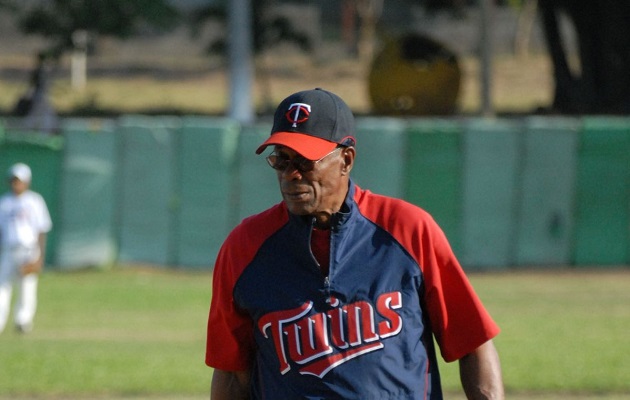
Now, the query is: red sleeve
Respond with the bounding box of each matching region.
[354,186,500,362]
[419,218,500,362]
[205,203,288,371]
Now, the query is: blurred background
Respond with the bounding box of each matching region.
[1,2,629,399]
[1,0,561,117]
[0,0,628,270]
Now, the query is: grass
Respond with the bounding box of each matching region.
[0,267,213,399]
[439,269,630,399]
[1,267,629,399]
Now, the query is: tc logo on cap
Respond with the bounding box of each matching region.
[286,103,311,128]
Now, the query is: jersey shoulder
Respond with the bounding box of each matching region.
[229,202,288,245]
[25,190,45,201]
[218,202,289,271]
[353,186,449,267]
[0,192,14,204]
[354,186,438,233]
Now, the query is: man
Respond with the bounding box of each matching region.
[206,88,504,399]
[0,163,52,334]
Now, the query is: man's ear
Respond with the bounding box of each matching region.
[340,147,355,176]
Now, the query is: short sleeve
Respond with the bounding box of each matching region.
[205,230,256,371]
[205,203,289,371]
[420,219,500,362]
[353,186,500,363]
[34,193,52,233]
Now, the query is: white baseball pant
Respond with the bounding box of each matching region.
[0,245,40,333]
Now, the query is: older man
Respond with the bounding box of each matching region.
[206,88,504,399]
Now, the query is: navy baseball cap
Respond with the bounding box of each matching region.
[256,88,356,160]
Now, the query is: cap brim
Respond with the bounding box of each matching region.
[255,132,338,160]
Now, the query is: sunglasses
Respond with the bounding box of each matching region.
[266,147,342,173]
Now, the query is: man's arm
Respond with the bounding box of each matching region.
[458,339,504,400]
[211,369,250,400]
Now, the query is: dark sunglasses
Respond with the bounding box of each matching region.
[266,147,342,173]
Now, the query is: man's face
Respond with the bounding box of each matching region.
[271,145,353,226]
[9,177,29,195]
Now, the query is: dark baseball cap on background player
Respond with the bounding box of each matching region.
[256,88,356,160]
[7,163,32,183]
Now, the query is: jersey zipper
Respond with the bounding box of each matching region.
[310,216,334,300]
[324,276,331,304]
[308,217,323,275]
[325,222,336,301]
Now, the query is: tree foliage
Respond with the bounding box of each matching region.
[12,0,180,58]
[188,0,312,56]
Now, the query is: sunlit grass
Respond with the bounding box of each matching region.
[1,268,629,399]
[439,270,630,397]
[0,267,213,398]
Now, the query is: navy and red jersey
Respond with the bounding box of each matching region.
[206,181,499,399]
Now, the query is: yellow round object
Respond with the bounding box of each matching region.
[368,33,461,116]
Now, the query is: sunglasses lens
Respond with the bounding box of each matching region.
[267,155,284,170]
[278,159,291,170]
[298,159,315,172]
[266,154,316,172]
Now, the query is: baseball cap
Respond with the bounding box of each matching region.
[8,163,32,183]
[256,88,356,160]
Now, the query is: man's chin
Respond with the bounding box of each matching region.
[284,201,314,216]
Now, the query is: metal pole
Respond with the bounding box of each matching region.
[228,0,255,124]
[480,0,494,117]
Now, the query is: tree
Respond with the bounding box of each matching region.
[11,0,180,88]
[188,0,314,113]
[539,0,630,114]
[15,0,180,56]
[190,0,312,57]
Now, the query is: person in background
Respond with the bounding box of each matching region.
[12,52,59,135]
[0,163,52,334]
[205,88,504,399]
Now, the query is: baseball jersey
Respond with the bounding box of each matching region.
[206,181,499,399]
[0,190,52,248]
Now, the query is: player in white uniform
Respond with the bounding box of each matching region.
[0,163,52,334]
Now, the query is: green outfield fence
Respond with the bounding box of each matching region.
[0,116,628,270]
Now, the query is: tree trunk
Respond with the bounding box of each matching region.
[539,0,630,113]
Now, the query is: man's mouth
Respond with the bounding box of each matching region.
[284,191,308,200]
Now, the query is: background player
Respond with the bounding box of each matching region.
[0,163,52,334]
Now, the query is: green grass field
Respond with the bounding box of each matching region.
[1,267,629,399]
